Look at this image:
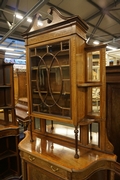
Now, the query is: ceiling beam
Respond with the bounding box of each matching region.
[85,0,120,44]
[86,0,120,22]
[0,0,50,44]
[87,14,105,42]
[48,1,119,45]
[7,40,15,47]
[0,0,8,16]
[87,22,118,39]
[0,27,24,41]
[106,11,120,24]
[13,0,20,26]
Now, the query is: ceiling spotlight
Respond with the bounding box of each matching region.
[0,47,14,51]
[37,20,43,26]
[5,52,21,56]
[15,13,23,19]
[27,18,32,23]
[93,40,100,45]
[106,46,117,50]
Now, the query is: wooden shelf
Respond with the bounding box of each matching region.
[0,85,11,88]
[0,150,16,160]
[31,64,69,70]
[77,82,102,87]
[78,117,101,125]
[0,172,22,180]
[0,106,14,109]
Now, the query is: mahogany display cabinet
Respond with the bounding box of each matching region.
[18,7,120,180]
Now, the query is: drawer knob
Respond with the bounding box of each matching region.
[29,155,35,161]
[51,165,59,172]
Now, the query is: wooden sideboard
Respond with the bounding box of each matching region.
[19,131,119,180]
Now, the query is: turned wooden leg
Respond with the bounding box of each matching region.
[74,126,79,159]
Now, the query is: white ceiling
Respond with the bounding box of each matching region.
[0,0,120,61]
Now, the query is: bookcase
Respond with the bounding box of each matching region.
[0,54,15,125]
[0,50,22,179]
[18,7,120,180]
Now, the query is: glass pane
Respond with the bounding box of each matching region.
[89,123,99,146]
[46,120,80,140]
[92,87,100,113]
[0,109,12,123]
[35,117,40,130]
[87,87,100,116]
[87,51,100,81]
[30,40,71,118]
[8,109,12,122]
[48,43,61,54]
[36,45,46,56]
[0,109,4,121]
[30,48,35,56]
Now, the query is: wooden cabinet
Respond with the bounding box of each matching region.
[19,132,120,180]
[106,65,120,163]
[0,50,22,179]
[0,51,16,126]
[106,65,120,180]
[0,125,21,179]
[19,7,119,180]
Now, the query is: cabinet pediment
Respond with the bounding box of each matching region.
[23,7,88,37]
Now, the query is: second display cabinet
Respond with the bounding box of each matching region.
[0,50,21,179]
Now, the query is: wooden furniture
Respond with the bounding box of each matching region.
[19,7,118,180]
[0,51,16,126]
[19,132,120,180]
[0,125,21,179]
[15,97,29,131]
[106,65,120,163]
[14,70,27,104]
[15,98,28,121]
[14,70,29,131]
[0,50,22,179]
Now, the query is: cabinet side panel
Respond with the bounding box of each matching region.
[107,84,120,162]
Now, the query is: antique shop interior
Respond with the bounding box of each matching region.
[0,0,120,180]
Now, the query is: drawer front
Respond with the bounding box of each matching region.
[20,151,71,180]
[27,163,65,180]
[0,129,18,138]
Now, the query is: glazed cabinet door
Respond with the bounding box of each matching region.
[29,40,71,119]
